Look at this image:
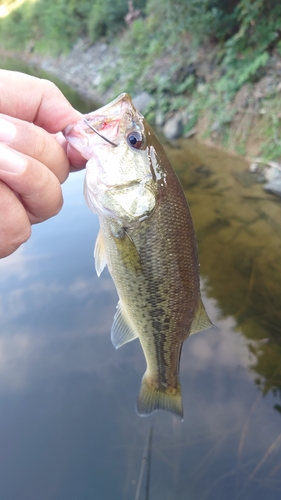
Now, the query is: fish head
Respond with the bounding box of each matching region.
[64,93,161,225]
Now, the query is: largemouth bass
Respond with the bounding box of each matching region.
[64,93,212,418]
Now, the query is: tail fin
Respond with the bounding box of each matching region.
[136,373,183,419]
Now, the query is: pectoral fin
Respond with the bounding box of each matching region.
[94,230,107,277]
[189,299,213,336]
[112,227,142,275]
[111,301,138,349]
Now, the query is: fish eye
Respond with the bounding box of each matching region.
[126,130,143,149]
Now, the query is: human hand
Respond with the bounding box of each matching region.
[0,69,87,258]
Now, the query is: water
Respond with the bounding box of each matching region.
[1,59,281,500]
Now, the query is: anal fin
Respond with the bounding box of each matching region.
[189,298,214,336]
[111,301,138,349]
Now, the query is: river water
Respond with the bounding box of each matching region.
[1,58,281,500]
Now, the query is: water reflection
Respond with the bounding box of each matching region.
[0,60,281,500]
[171,139,281,415]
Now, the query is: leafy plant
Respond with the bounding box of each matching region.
[87,0,146,42]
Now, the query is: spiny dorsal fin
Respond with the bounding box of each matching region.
[111,301,138,349]
[189,299,213,336]
[94,230,107,277]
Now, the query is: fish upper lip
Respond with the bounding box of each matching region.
[83,118,118,147]
[86,93,132,118]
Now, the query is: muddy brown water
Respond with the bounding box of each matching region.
[1,58,281,500]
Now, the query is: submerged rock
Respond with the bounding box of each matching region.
[249,158,281,197]
[233,171,259,188]
[264,180,281,197]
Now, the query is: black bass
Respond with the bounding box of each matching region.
[64,93,212,418]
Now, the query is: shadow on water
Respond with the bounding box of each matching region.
[1,58,281,500]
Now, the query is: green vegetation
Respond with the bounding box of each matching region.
[1,0,281,157]
[1,0,280,62]
[0,0,146,52]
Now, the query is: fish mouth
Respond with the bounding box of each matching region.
[83,118,118,147]
[82,93,137,144]
[63,93,138,158]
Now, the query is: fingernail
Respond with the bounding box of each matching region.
[0,117,17,142]
[0,145,26,173]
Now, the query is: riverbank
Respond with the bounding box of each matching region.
[2,0,281,162]
[4,35,281,163]
[2,34,281,164]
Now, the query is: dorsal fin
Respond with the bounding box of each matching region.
[190,299,213,335]
[94,230,107,277]
[111,301,138,349]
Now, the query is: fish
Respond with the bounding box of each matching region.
[63,93,212,418]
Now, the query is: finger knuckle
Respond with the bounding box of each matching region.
[32,177,63,221]
[45,175,64,217]
[27,126,69,184]
[0,226,31,258]
[0,188,31,257]
[51,192,63,217]
[40,79,62,99]
[29,127,51,161]
[13,222,32,247]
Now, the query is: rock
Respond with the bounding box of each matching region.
[249,157,281,195]
[249,161,260,173]
[211,121,220,132]
[92,73,102,87]
[132,92,154,113]
[197,83,207,94]
[264,161,281,181]
[233,171,258,188]
[249,158,281,182]
[195,165,211,177]
[163,115,183,140]
[264,179,281,197]
[264,163,281,187]
[155,109,165,127]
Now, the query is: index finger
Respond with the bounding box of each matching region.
[0,70,81,133]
